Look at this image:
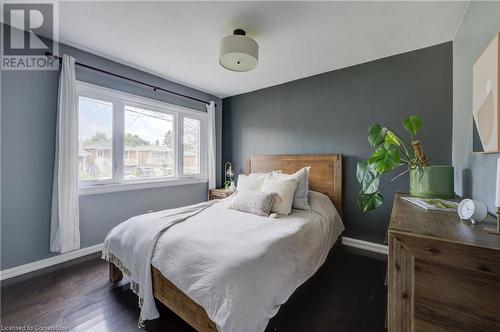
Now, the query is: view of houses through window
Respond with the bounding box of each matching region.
[78,96,113,181]
[124,105,174,179]
[77,83,205,185]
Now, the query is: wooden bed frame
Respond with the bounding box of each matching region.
[109,154,343,332]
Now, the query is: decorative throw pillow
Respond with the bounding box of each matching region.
[228,191,277,217]
[236,173,270,192]
[273,167,311,210]
[261,176,298,215]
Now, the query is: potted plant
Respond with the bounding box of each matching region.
[356,115,454,212]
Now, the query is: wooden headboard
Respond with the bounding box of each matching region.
[247,154,342,214]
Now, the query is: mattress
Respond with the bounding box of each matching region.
[151,191,345,332]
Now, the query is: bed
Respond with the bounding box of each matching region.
[108,154,343,332]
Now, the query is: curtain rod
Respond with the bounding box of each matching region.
[45,52,215,108]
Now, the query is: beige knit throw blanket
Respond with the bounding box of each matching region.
[102,200,217,326]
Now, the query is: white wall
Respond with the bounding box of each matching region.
[452,1,500,211]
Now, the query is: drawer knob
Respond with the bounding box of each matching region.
[478,265,492,273]
[427,248,440,254]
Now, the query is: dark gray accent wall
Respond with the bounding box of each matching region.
[1,27,222,270]
[223,43,453,244]
[452,1,500,212]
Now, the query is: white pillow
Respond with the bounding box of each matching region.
[261,176,298,215]
[228,191,277,217]
[236,173,270,192]
[273,167,311,210]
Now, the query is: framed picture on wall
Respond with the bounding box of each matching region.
[473,32,500,153]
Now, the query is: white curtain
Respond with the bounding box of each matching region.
[50,54,80,253]
[206,101,217,190]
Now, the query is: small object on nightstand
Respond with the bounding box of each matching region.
[457,199,488,224]
[486,157,500,234]
[209,188,234,201]
[491,207,500,234]
[224,162,236,191]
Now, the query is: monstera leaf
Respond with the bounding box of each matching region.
[384,130,401,146]
[367,124,388,147]
[357,192,383,213]
[368,145,401,173]
[403,115,422,135]
[356,161,380,194]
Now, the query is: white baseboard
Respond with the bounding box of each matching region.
[0,243,103,281]
[1,237,387,281]
[341,237,388,255]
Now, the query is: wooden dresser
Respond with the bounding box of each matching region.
[388,193,500,332]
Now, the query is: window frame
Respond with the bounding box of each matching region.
[77,81,208,195]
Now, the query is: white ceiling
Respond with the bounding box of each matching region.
[54,1,468,98]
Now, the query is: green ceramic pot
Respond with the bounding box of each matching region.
[409,166,455,199]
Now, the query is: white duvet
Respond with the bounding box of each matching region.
[151,191,344,332]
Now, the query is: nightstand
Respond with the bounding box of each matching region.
[387,193,500,331]
[209,188,234,200]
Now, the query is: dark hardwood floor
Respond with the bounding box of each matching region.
[1,249,387,332]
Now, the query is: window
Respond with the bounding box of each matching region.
[183,117,200,175]
[77,82,207,192]
[124,105,174,180]
[78,96,113,181]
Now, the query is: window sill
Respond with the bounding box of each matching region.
[79,177,208,196]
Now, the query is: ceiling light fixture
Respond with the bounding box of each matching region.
[219,29,258,72]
